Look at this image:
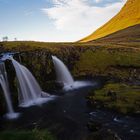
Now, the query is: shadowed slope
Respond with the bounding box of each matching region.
[90,24,140,48]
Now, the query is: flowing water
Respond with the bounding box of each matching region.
[52,56,74,86]
[0,80,139,140]
[52,56,92,90]
[89,109,140,140]
[0,62,19,119]
[10,57,53,107]
[0,54,139,139]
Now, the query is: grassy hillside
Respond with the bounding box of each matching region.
[0,41,74,52]
[90,24,140,48]
[1,39,140,80]
[73,48,140,79]
[0,41,96,53]
[79,0,140,42]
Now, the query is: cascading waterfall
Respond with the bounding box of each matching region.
[52,56,92,90]
[0,62,19,119]
[10,57,51,107]
[52,56,74,86]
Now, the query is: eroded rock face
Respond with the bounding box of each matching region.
[4,47,140,95]
[4,47,81,93]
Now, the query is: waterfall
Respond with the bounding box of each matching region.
[52,56,93,90]
[52,56,74,86]
[10,57,51,107]
[0,62,19,119]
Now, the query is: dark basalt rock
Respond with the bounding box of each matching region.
[87,128,121,140]
[107,90,117,101]
[87,120,102,132]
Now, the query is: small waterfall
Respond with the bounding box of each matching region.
[0,62,19,119]
[10,57,51,107]
[52,56,93,90]
[52,56,74,86]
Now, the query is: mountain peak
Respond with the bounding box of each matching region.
[79,0,140,42]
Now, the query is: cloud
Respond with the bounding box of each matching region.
[42,0,127,41]
[94,0,102,3]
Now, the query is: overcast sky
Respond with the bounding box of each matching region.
[0,0,127,42]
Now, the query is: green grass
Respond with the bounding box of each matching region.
[88,83,140,114]
[0,41,94,52]
[1,41,140,80]
[73,48,140,78]
[0,41,68,52]
[0,129,55,140]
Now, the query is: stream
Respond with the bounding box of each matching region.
[0,79,140,140]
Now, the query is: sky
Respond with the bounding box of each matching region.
[0,0,127,42]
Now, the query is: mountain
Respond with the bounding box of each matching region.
[90,24,140,48]
[79,0,140,42]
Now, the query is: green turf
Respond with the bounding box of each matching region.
[88,83,140,114]
[0,129,55,140]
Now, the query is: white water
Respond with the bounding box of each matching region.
[52,56,93,90]
[10,58,53,107]
[0,63,19,119]
[52,56,74,86]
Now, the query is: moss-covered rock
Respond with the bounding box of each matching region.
[88,83,140,114]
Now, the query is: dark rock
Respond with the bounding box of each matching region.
[107,90,117,101]
[87,120,102,132]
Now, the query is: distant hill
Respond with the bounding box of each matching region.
[90,24,140,48]
[79,0,140,42]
